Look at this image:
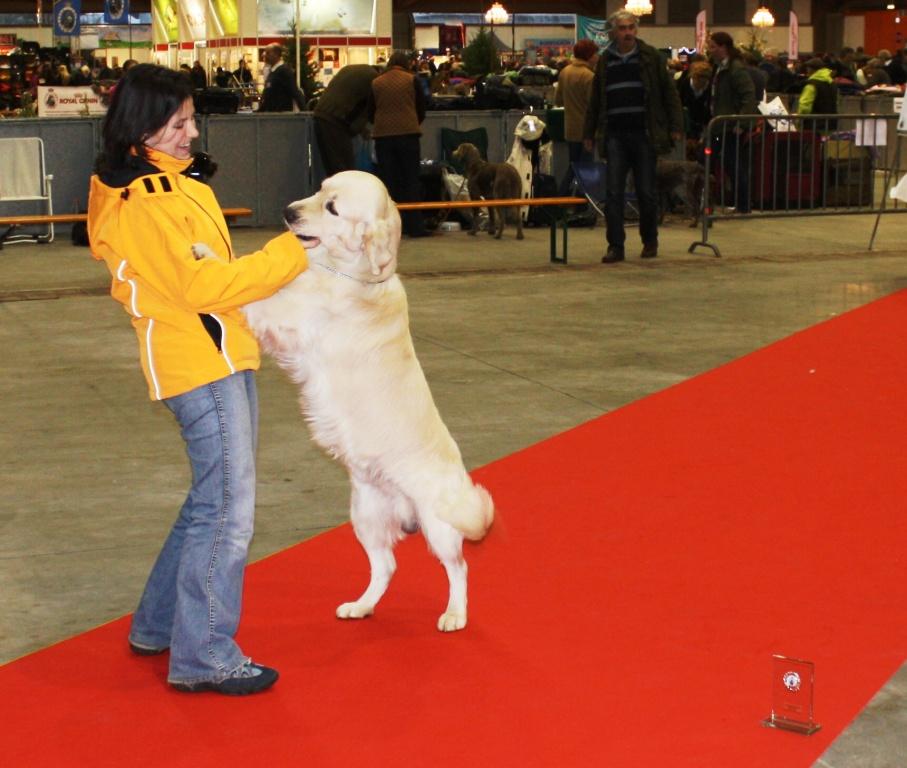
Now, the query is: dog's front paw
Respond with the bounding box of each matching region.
[191,242,218,261]
[336,601,374,620]
[437,611,467,632]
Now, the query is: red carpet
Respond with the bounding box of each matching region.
[4,290,907,767]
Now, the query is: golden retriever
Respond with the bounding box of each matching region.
[237,171,494,632]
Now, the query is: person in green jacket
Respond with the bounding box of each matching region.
[797,58,839,122]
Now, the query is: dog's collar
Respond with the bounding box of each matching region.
[309,259,390,285]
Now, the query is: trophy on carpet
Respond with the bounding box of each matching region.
[762,654,822,735]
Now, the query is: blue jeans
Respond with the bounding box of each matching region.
[605,130,658,251]
[129,370,258,684]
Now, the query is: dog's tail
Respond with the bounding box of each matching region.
[436,479,494,541]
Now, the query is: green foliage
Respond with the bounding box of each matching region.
[462,29,499,77]
[740,29,767,60]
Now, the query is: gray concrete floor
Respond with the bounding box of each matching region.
[2,211,907,766]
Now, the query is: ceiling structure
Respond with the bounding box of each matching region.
[395,1,902,13]
[1,2,905,17]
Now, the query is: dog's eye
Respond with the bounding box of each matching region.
[326,199,339,216]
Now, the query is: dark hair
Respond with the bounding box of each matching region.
[709,32,740,60]
[98,63,194,172]
[387,51,412,70]
[573,39,599,61]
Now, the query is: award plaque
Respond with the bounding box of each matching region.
[762,654,822,735]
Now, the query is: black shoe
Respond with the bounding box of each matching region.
[602,247,625,264]
[129,640,168,656]
[170,662,279,696]
[640,242,658,259]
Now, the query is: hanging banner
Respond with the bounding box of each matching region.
[695,10,707,52]
[210,0,239,37]
[152,0,178,43]
[83,23,152,48]
[179,0,206,41]
[258,0,376,36]
[439,24,466,52]
[53,0,81,37]
[104,0,129,25]
[789,11,799,61]
[576,15,609,49]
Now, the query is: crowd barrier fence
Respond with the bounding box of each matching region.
[689,112,907,258]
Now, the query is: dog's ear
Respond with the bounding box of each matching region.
[361,205,402,276]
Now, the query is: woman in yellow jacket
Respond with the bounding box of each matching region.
[88,64,307,695]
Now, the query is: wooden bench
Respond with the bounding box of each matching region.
[0,207,254,249]
[397,197,589,264]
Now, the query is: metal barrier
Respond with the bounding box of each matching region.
[0,110,566,230]
[688,112,907,257]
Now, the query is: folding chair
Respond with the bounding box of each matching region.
[440,127,489,175]
[570,159,639,222]
[0,137,55,245]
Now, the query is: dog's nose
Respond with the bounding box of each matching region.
[284,205,299,225]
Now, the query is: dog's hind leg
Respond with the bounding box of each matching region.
[420,514,468,632]
[514,206,524,240]
[336,479,400,621]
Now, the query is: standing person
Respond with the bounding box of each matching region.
[190,60,207,90]
[741,51,767,103]
[368,51,430,237]
[313,63,379,177]
[258,43,306,112]
[233,58,254,85]
[708,31,757,213]
[583,9,683,263]
[87,64,308,695]
[678,60,713,142]
[555,38,599,196]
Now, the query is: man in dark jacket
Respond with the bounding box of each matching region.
[313,64,379,177]
[708,31,757,213]
[258,43,306,112]
[583,10,683,262]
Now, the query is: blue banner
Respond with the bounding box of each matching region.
[104,0,130,25]
[576,15,610,49]
[53,0,81,36]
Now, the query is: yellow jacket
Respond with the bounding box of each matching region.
[88,149,307,400]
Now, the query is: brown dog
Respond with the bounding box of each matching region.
[451,142,524,240]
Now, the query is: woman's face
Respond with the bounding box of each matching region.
[144,97,198,160]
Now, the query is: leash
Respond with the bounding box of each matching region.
[432,168,470,228]
[309,259,390,285]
